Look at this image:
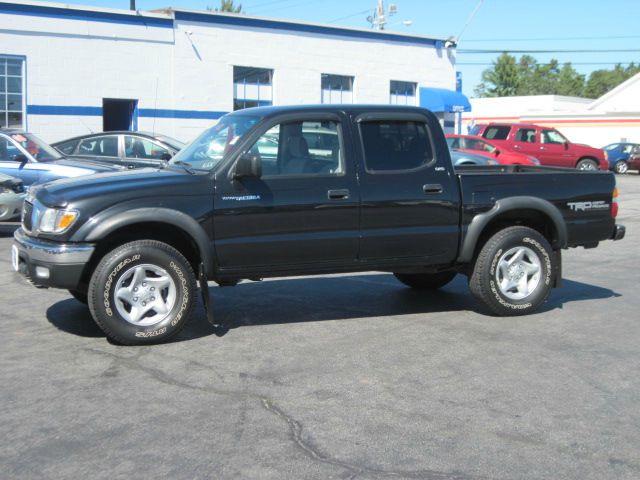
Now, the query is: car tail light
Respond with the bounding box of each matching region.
[611,186,619,218]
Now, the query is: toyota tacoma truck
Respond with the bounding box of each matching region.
[12,106,625,345]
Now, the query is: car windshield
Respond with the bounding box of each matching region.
[169,113,262,170]
[154,134,186,151]
[9,133,62,162]
[603,144,619,151]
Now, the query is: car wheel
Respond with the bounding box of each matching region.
[68,289,88,304]
[469,226,554,316]
[614,161,628,174]
[576,158,598,170]
[394,271,457,290]
[87,240,197,345]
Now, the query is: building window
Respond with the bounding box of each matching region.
[389,81,417,105]
[233,66,273,111]
[321,74,353,104]
[0,56,25,129]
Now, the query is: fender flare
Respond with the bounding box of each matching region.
[73,207,214,277]
[457,196,568,263]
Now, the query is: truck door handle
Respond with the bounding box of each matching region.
[423,184,443,194]
[328,189,350,200]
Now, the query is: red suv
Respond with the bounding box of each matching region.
[475,123,608,170]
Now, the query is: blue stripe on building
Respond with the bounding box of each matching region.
[0,2,174,28]
[174,11,438,46]
[27,105,226,120]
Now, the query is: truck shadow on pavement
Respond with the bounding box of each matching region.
[45,273,621,343]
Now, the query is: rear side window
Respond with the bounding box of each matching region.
[55,140,79,155]
[360,120,433,172]
[483,125,510,140]
[79,136,119,157]
[514,128,536,143]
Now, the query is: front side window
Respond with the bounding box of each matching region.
[541,129,566,144]
[321,74,353,104]
[124,136,169,160]
[233,66,273,111]
[483,125,510,140]
[79,136,119,157]
[247,120,343,177]
[466,138,496,153]
[515,128,536,143]
[389,81,417,105]
[360,120,433,172]
[0,56,25,129]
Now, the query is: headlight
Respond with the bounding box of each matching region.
[38,207,79,233]
[0,187,12,194]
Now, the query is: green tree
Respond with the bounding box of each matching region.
[474,53,520,97]
[209,0,242,13]
[583,63,640,98]
[556,63,585,96]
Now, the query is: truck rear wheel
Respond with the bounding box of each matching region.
[469,226,554,316]
[394,271,457,290]
[87,240,197,345]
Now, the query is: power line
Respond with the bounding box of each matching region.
[458,62,639,66]
[458,48,640,54]
[463,34,640,43]
[327,9,371,24]
[457,0,484,41]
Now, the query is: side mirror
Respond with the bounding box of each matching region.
[564,141,569,150]
[160,152,172,161]
[233,153,262,179]
[13,153,29,168]
[495,149,501,156]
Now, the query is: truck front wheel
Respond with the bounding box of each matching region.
[394,271,457,290]
[469,226,554,316]
[87,240,197,345]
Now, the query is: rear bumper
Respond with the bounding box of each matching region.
[611,224,625,241]
[11,227,95,289]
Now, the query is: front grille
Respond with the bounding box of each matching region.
[22,201,33,231]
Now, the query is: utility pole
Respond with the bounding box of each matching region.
[130,0,135,11]
[367,1,398,31]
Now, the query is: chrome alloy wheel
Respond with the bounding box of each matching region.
[114,264,176,326]
[495,246,542,301]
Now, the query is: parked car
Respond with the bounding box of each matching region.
[628,147,640,173]
[475,123,608,170]
[0,172,25,221]
[450,149,498,166]
[52,131,185,169]
[602,142,640,174]
[446,135,540,165]
[12,105,624,345]
[0,129,123,188]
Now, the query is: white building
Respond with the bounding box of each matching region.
[0,0,469,143]
[462,74,640,147]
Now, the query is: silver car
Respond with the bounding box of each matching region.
[0,172,25,221]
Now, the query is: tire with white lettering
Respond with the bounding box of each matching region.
[394,271,457,290]
[87,240,197,345]
[469,226,554,316]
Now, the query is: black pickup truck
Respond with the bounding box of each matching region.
[12,106,625,344]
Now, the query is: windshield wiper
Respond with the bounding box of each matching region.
[169,160,196,175]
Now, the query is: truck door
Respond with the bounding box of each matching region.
[511,126,539,158]
[213,112,360,272]
[539,128,574,167]
[355,112,460,265]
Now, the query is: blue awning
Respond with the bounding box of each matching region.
[419,87,471,113]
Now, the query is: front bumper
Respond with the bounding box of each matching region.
[611,224,626,241]
[12,227,95,289]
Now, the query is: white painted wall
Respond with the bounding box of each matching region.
[0,2,457,144]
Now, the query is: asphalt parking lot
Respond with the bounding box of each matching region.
[1,174,638,480]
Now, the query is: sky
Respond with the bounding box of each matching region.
[33,0,640,98]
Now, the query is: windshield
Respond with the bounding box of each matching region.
[9,133,62,162]
[154,134,186,151]
[169,113,262,170]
